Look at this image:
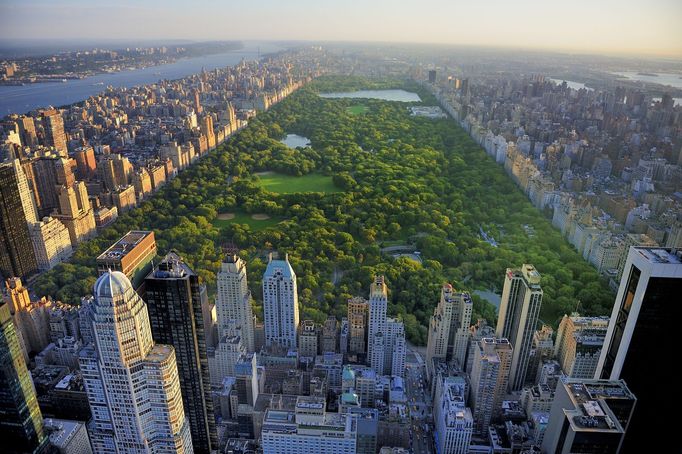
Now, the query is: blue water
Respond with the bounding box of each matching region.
[281,134,311,148]
[614,72,682,90]
[0,43,279,116]
[319,89,421,102]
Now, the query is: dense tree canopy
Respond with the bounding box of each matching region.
[33,75,614,345]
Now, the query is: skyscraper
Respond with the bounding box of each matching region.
[496,264,543,390]
[40,109,68,157]
[367,276,388,374]
[79,271,193,453]
[542,378,636,454]
[216,252,255,352]
[426,284,472,378]
[0,300,48,453]
[433,376,473,454]
[470,337,512,435]
[263,253,299,349]
[596,247,682,451]
[347,297,368,355]
[144,252,217,453]
[554,314,609,379]
[0,163,38,280]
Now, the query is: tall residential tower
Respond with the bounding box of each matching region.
[496,264,543,390]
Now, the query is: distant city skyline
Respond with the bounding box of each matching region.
[1,0,681,58]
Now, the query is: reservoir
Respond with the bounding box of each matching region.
[281,134,311,148]
[0,42,279,116]
[319,89,421,102]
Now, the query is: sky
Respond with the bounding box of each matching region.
[1,0,681,58]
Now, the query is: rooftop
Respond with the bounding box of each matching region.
[96,230,154,262]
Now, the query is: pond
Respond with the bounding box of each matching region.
[473,289,501,313]
[319,89,421,102]
[280,134,311,148]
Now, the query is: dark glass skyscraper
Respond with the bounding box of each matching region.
[0,163,38,280]
[143,251,217,453]
[0,301,47,453]
[597,247,682,452]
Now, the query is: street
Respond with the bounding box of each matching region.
[405,346,435,454]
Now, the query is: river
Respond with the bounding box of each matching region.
[0,42,282,116]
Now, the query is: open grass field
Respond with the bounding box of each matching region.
[212,211,282,230]
[347,105,369,115]
[258,172,341,194]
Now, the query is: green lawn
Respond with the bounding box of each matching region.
[212,212,282,230]
[347,105,369,115]
[258,172,342,194]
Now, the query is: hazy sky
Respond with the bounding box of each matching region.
[1,0,681,58]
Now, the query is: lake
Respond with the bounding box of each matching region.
[0,42,281,116]
[550,78,593,91]
[614,72,682,90]
[319,89,421,102]
[281,134,311,148]
[473,289,501,313]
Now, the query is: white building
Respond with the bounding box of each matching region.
[79,271,193,453]
[215,252,255,352]
[496,264,543,390]
[263,253,299,349]
[367,276,406,377]
[29,217,73,271]
[434,376,473,454]
[261,396,357,454]
[44,418,92,454]
[368,276,388,374]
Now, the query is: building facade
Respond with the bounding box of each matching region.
[78,271,193,453]
[263,254,299,349]
[143,252,217,453]
[496,264,543,390]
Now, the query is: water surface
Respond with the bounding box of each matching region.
[319,89,421,102]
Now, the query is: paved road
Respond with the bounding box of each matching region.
[405,347,435,454]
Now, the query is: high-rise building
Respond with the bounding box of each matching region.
[40,109,68,156]
[143,252,217,453]
[322,316,338,353]
[96,230,157,290]
[29,217,73,271]
[17,116,38,148]
[55,181,96,246]
[43,418,92,454]
[0,300,48,453]
[368,276,388,374]
[261,396,357,454]
[215,252,255,352]
[0,163,38,280]
[554,314,609,379]
[4,277,51,358]
[79,271,193,453]
[298,320,318,357]
[434,375,473,454]
[525,324,554,386]
[470,337,512,435]
[11,159,38,225]
[426,284,472,378]
[542,378,636,454]
[496,264,543,390]
[200,116,215,149]
[347,297,368,355]
[73,146,97,181]
[596,247,682,451]
[263,253,299,349]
